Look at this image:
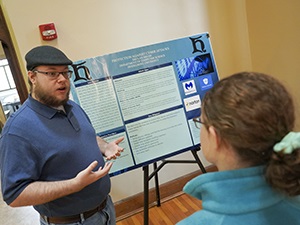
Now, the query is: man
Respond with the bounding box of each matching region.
[0,45,124,225]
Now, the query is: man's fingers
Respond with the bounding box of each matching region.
[87,161,98,172]
[114,136,124,145]
[98,161,113,172]
[105,155,117,161]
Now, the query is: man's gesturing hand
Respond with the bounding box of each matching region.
[74,161,113,191]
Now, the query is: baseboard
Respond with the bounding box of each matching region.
[114,165,217,221]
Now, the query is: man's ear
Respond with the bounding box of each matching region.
[208,126,221,150]
[28,71,36,84]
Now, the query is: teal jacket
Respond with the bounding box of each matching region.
[177,166,300,225]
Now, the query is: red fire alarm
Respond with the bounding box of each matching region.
[39,23,58,41]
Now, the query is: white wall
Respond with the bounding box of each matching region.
[1,0,252,202]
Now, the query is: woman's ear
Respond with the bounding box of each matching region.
[208,126,221,150]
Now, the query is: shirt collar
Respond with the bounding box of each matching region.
[27,95,73,119]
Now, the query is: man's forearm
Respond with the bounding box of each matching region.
[9,178,79,207]
[9,160,108,207]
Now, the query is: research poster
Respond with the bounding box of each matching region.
[69,33,219,176]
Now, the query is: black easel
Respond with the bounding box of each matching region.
[142,148,206,225]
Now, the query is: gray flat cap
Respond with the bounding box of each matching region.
[25,45,73,71]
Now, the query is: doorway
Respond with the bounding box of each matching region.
[0,5,28,125]
[0,45,21,118]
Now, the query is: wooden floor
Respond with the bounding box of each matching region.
[116,193,202,225]
[0,192,202,224]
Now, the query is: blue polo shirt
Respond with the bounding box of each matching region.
[0,95,110,217]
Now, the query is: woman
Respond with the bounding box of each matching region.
[177,72,300,225]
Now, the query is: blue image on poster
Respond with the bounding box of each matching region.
[175,53,214,81]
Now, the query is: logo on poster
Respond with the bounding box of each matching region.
[184,95,201,112]
[189,35,207,54]
[71,61,92,82]
[200,74,213,91]
[182,80,197,95]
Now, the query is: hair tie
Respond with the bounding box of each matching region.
[273,132,300,154]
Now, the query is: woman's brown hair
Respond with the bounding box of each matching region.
[201,71,300,196]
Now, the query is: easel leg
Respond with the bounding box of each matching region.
[143,149,206,224]
[143,165,149,225]
[191,149,207,173]
[153,162,161,206]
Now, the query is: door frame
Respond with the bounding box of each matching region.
[0,5,28,104]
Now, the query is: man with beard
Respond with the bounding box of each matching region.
[0,46,124,225]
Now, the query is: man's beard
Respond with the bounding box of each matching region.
[34,85,70,107]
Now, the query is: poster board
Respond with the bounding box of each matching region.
[69,32,219,176]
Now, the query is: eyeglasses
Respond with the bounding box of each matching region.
[34,70,73,79]
[193,117,207,129]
